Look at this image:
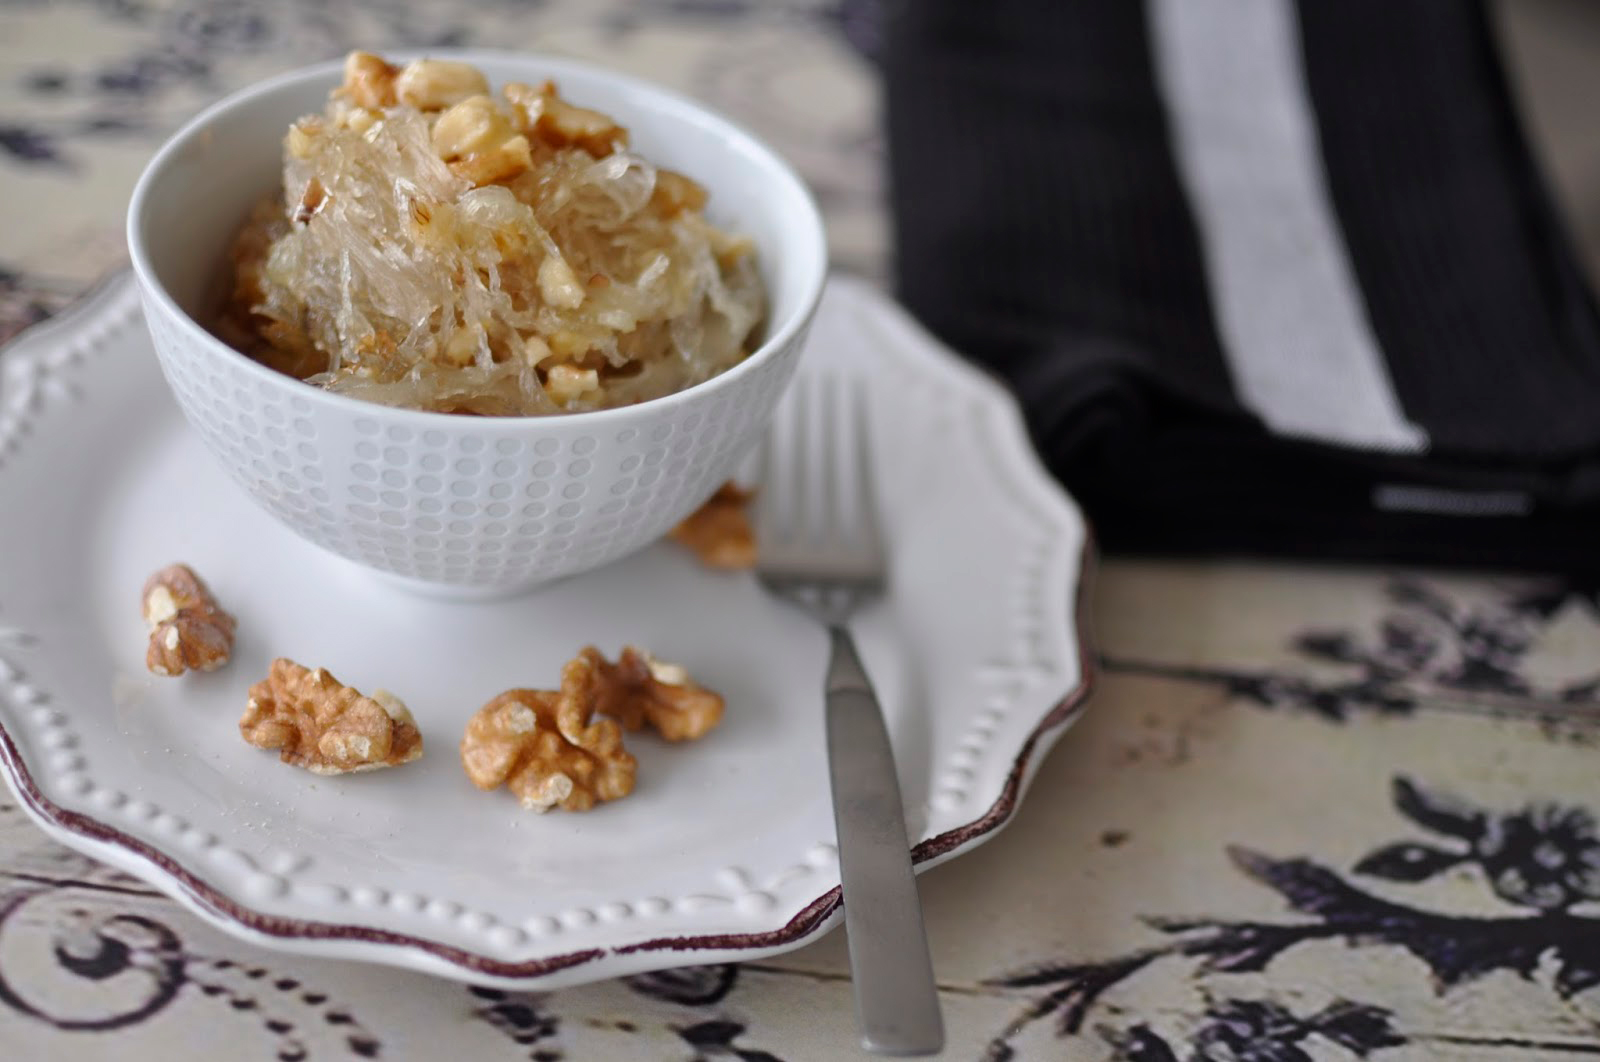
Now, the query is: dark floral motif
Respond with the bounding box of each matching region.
[0,874,381,1059]
[468,985,560,1058]
[1475,806,1600,910]
[1107,579,1600,722]
[1099,999,1405,1062]
[93,49,212,96]
[624,963,739,1006]
[179,953,382,1061]
[984,777,1600,1059]
[1358,777,1600,912]
[0,897,187,1032]
[23,70,70,93]
[0,115,167,170]
[1363,582,1533,695]
[172,1,274,50]
[676,1017,785,1062]
[0,125,64,165]
[0,2,403,169]
[464,964,744,1059]
[657,1,766,17]
[0,267,58,344]
[0,0,871,194]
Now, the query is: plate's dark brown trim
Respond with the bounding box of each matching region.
[0,725,608,979]
[617,538,1098,957]
[0,280,1098,979]
[0,539,1093,978]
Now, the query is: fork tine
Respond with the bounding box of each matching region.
[791,374,815,544]
[752,417,781,549]
[817,373,840,547]
[754,373,886,583]
[851,382,885,559]
[757,374,807,549]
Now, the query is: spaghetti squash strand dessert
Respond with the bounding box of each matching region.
[218,52,765,416]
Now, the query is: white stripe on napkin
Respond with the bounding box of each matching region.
[1148,0,1428,453]
[1373,485,1532,517]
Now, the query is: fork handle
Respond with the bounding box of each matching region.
[824,625,945,1056]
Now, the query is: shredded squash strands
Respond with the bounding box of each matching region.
[217,53,765,416]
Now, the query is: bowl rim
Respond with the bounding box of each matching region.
[126,47,827,430]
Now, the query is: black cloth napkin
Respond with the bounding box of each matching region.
[882,0,1600,573]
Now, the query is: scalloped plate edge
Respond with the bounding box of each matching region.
[0,271,1096,987]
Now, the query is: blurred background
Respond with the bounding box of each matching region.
[1497,0,1600,288]
[1,0,1598,337]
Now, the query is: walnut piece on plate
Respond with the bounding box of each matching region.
[579,647,725,743]
[241,658,424,775]
[461,654,638,812]
[142,563,236,676]
[669,483,756,570]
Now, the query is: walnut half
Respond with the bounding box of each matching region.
[461,657,638,812]
[669,483,756,570]
[578,647,725,743]
[241,659,424,775]
[142,564,236,676]
[460,647,723,812]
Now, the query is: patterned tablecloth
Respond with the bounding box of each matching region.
[6,2,1600,1059]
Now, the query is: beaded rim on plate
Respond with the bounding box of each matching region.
[0,271,1096,986]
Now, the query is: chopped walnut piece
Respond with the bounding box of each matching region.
[545,363,600,406]
[537,254,586,309]
[432,95,510,157]
[501,81,542,128]
[450,134,533,186]
[505,79,627,157]
[462,657,638,812]
[339,106,380,135]
[241,659,424,775]
[669,483,756,570]
[395,57,490,111]
[578,646,726,743]
[286,118,320,160]
[142,564,236,677]
[442,324,484,367]
[431,95,533,186]
[709,229,757,270]
[547,329,589,359]
[519,333,553,368]
[338,51,398,110]
[651,170,709,217]
[292,177,328,225]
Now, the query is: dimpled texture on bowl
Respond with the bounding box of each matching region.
[142,288,808,591]
[129,50,824,594]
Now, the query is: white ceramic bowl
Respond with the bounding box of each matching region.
[127,50,825,596]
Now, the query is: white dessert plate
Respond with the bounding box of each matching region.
[0,273,1092,987]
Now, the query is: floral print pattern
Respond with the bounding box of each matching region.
[1109,579,1600,721]
[1355,778,1600,911]
[984,775,1600,1059]
[7,0,1600,1057]
[1101,999,1405,1062]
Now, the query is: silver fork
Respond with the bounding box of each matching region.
[755,374,945,1057]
